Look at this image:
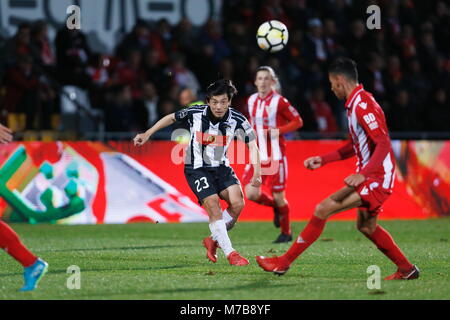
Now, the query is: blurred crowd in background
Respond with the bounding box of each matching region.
[0,0,449,139]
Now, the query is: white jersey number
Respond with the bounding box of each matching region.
[195,177,210,192]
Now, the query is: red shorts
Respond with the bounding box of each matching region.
[242,157,288,192]
[355,177,392,216]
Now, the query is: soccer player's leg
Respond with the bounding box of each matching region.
[256,186,362,275]
[271,157,289,232]
[356,207,419,280]
[214,166,249,266]
[184,168,220,263]
[0,221,48,291]
[219,185,244,231]
[202,193,248,266]
[243,164,276,209]
[272,190,292,243]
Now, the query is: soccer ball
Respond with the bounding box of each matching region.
[256,20,289,53]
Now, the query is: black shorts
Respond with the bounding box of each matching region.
[184,165,240,204]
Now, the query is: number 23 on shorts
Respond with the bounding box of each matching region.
[195,177,210,192]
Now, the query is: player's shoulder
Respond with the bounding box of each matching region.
[186,104,208,111]
[175,104,206,120]
[274,92,291,107]
[185,104,208,115]
[354,90,379,113]
[229,107,249,122]
[247,93,259,105]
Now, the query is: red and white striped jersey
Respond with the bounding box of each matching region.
[345,84,395,191]
[247,91,300,162]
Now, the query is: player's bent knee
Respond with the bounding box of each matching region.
[274,197,287,207]
[245,188,260,202]
[357,225,375,236]
[314,201,333,220]
[230,200,245,213]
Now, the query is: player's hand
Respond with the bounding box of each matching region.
[251,174,262,188]
[304,156,322,170]
[0,123,13,144]
[133,133,150,147]
[344,173,365,188]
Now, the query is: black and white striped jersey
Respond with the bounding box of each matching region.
[174,105,256,169]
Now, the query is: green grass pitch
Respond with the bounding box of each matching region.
[1,219,449,300]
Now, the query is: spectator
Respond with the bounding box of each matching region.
[1,23,32,66]
[200,19,232,66]
[259,0,292,29]
[104,85,137,132]
[142,49,169,94]
[344,19,369,63]
[360,53,387,103]
[179,88,203,107]
[309,86,339,135]
[165,53,200,94]
[400,24,417,59]
[3,55,39,130]
[417,31,439,76]
[387,89,422,131]
[114,49,146,99]
[173,18,199,60]
[140,82,159,128]
[425,88,449,131]
[116,20,168,65]
[322,18,345,60]
[30,21,55,71]
[55,26,92,88]
[404,58,431,107]
[303,18,328,65]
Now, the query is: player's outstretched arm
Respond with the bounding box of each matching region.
[133,113,176,146]
[247,139,262,187]
[0,123,13,144]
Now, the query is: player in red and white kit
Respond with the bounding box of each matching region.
[256,58,419,280]
[242,66,303,243]
[0,123,48,291]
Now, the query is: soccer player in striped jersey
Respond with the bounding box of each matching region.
[134,79,262,266]
[256,58,419,280]
[0,123,49,291]
[242,66,303,243]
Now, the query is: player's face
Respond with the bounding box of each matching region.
[208,94,230,118]
[255,71,275,95]
[328,73,346,100]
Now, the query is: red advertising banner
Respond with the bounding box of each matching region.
[0,140,447,224]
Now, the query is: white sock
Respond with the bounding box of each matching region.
[222,209,233,224]
[222,209,237,231]
[209,220,234,256]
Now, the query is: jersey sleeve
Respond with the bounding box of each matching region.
[277,97,303,134]
[236,118,256,144]
[321,140,355,165]
[279,97,301,121]
[174,106,199,124]
[355,96,392,176]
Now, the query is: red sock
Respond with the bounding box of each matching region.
[282,215,326,264]
[0,221,37,267]
[366,225,414,273]
[256,192,275,207]
[278,204,291,235]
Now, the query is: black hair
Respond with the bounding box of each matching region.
[205,79,237,102]
[328,57,358,82]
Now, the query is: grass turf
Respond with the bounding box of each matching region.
[0,219,449,300]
